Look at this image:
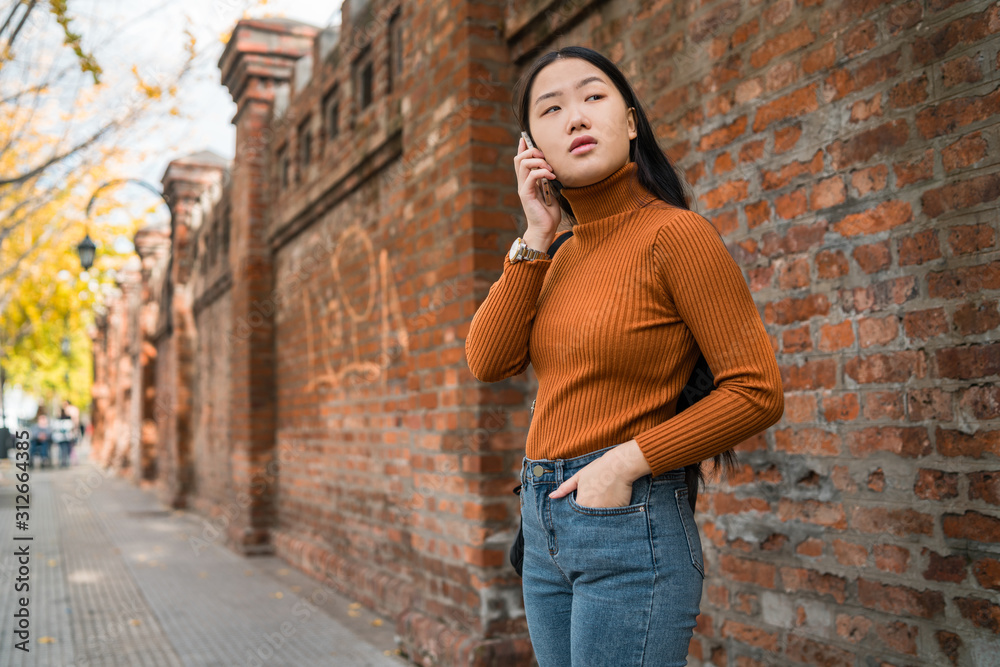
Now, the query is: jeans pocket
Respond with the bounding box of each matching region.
[567,476,650,516]
[674,486,705,578]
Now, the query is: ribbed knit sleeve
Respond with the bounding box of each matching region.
[465,251,553,383]
[634,212,785,477]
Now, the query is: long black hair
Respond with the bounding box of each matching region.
[510,46,740,494]
[511,46,693,219]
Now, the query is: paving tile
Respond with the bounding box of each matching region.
[0,459,411,667]
[0,474,76,666]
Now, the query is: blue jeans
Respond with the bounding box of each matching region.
[519,444,704,666]
[30,440,50,465]
[58,441,72,467]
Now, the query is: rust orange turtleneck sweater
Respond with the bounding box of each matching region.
[465,160,784,478]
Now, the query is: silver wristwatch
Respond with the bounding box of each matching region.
[508,237,550,263]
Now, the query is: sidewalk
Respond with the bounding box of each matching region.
[0,451,411,667]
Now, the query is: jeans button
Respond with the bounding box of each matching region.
[532,464,544,477]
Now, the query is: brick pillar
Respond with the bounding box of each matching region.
[160,156,227,508]
[113,264,141,474]
[88,311,109,463]
[133,225,170,485]
[95,290,127,471]
[219,19,317,554]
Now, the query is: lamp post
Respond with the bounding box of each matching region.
[76,233,96,271]
[74,231,95,397]
[67,232,97,430]
[85,177,172,330]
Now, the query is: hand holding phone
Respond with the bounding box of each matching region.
[515,133,561,240]
[520,132,553,206]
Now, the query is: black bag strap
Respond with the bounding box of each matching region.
[546,230,573,256]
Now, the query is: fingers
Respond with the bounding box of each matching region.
[529,165,554,183]
[516,155,554,201]
[549,472,576,497]
[516,152,547,170]
[514,138,548,168]
[516,154,554,180]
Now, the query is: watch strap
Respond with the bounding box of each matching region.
[519,244,550,261]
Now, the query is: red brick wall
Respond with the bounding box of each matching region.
[256,1,542,662]
[154,157,227,508]
[88,0,1000,664]
[189,294,234,517]
[133,226,170,484]
[219,20,320,554]
[89,292,119,466]
[190,179,234,519]
[593,0,999,664]
[152,321,178,505]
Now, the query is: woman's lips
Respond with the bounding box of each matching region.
[570,142,597,155]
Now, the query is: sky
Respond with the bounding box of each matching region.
[67,0,340,186]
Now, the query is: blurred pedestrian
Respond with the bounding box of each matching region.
[58,401,79,467]
[30,413,52,468]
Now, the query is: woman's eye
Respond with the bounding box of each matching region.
[542,94,604,115]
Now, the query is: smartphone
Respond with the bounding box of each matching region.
[521,131,553,206]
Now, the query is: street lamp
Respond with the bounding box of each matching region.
[76,233,96,271]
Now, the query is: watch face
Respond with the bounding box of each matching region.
[509,238,522,261]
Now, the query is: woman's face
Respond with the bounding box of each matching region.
[527,58,637,188]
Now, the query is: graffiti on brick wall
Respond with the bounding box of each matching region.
[300,224,410,391]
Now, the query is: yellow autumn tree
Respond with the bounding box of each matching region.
[0,0,275,418]
[0,1,199,416]
[0,154,141,410]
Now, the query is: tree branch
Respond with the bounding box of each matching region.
[0,178,68,244]
[0,118,118,188]
[2,0,37,58]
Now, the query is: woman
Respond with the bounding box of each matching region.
[465,47,784,666]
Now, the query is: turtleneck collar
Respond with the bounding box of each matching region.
[559,160,659,226]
